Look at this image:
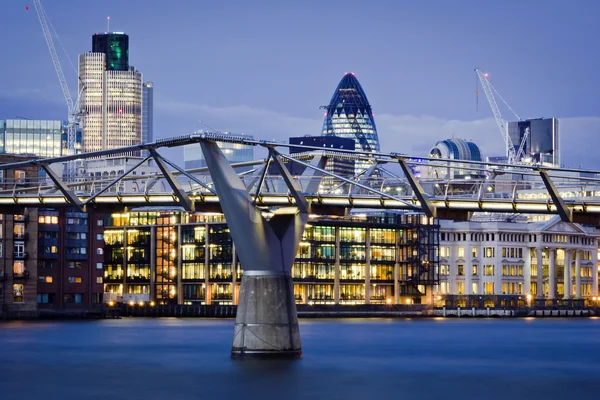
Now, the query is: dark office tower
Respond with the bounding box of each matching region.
[92,33,129,71]
[289,135,355,177]
[508,118,560,167]
[322,73,380,174]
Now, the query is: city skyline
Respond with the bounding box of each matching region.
[0,0,599,168]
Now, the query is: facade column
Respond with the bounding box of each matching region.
[575,250,582,299]
[176,225,183,305]
[204,223,211,305]
[334,227,340,304]
[465,242,472,296]
[548,248,556,300]
[563,249,571,299]
[231,244,237,305]
[523,247,532,296]
[536,248,544,299]
[150,226,156,303]
[592,248,599,297]
[394,228,400,305]
[365,228,371,304]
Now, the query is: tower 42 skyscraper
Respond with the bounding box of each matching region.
[79,33,143,154]
[322,73,380,173]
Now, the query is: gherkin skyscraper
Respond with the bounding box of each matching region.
[322,73,380,173]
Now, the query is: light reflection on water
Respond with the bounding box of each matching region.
[1,318,599,399]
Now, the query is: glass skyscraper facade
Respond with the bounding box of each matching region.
[142,82,154,145]
[0,119,81,157]
[79,33,143,155]
[92,33,129,71]
[321,73,380,173]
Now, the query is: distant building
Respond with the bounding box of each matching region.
[183,132,254,170]
[0,119,81,158]
[426,138,483,180]
[79,32,143,155]
[322,73,380,174]
[436,216,598,308]
[85,156,161,193]
[508,118,560,167]
[288,136,355,185]
[92,33,129,71]
[142,82,154,146]
[0,155,105,315]
[103,211,439,306]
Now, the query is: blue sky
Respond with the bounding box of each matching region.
[1,0,599,167]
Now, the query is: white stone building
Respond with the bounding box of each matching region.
[436,216,599,308]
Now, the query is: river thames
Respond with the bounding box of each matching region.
[1,318,599,399]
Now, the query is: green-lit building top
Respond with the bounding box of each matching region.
[92,33,129,71]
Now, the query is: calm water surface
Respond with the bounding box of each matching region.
[1,318,599,399]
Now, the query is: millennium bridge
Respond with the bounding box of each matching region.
[2,132,600,358]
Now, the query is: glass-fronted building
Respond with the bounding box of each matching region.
[508,118,560,167]
[92,33,129,71]
[0,119,81,157]
[321,73,380,174]
[183,133,254,170]
[103,211,439,306]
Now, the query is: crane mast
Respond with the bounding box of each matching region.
[475,68,517,164]
[33,0,79,179]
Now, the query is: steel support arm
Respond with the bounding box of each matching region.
[397,158,436,218]
[149,149,194,211]
[538,169,572,222]
[304,155,328,194]
[269,149,309,214]
[40,164,83,211]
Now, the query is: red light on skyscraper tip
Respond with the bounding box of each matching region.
[25,6,29,10]
[344,72,348,75]
[118,108,123,113]
[351,72,355,75]
[484,73,489,78]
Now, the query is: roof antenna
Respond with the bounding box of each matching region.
[107,16,110,33]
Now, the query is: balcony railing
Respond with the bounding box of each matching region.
[13,252,28,260]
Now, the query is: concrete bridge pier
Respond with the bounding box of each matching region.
[200,140,309,359]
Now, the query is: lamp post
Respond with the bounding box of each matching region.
[526,294,532,308]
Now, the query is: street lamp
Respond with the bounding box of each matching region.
[526,294,532,306]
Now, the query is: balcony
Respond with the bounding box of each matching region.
[13,252,28,260]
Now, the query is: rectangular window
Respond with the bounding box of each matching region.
[13,284,24,302]
[472,282,478,295]
[96,262,103,270]
[457,282,464,295]
[97,233,104,241]
[484,265,494,276]
[96,277,103,284]
[97,248,103,255]
[472,247,477,258]
[97,219,104,226]
[484,282,494,294]
[74,294,82,303]
[485,247,494,258]
[457,248,464,258]
[472,265,478,276]
[457,265,464,276]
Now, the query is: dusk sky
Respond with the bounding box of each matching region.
[1,0,599,168]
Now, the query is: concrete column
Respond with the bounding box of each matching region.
[204,223,211,305]
[575,250,582,299]
[563,249,571,299]
[523,247,532,296]
[334,227,340,304]
[536,248,543,298]
[394,261,400,305]
[548,248,556,300]
[200,140,308,358]
[465,242,472,295]
[365,227,371,304]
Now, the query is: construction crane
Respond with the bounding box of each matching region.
[475,68,528,164]
[33,0,83,180]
